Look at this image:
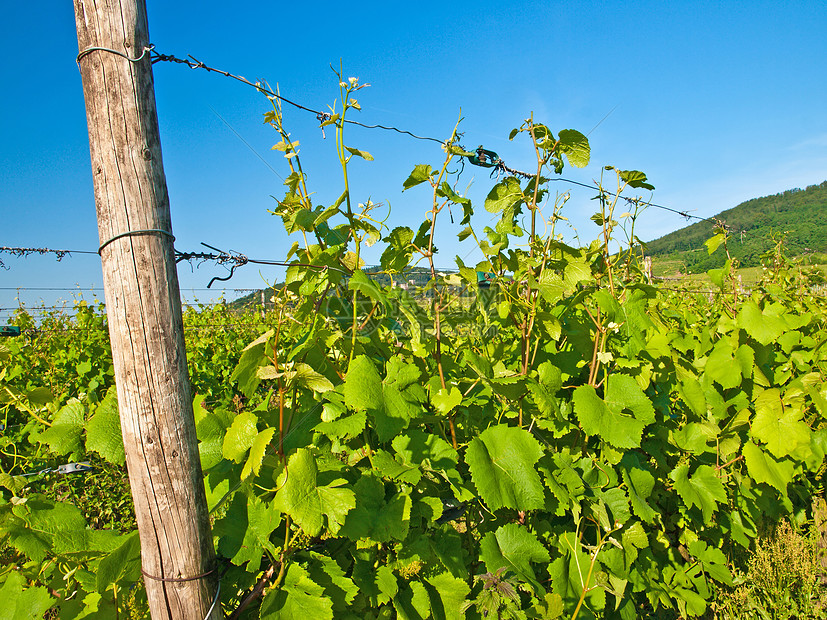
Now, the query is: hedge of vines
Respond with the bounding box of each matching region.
[0,74,825,619]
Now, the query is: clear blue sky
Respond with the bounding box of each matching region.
[2,1,825,316]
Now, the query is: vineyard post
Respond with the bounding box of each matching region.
[73,1,220,618]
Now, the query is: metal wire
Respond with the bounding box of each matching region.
[76,45,154,65]
[98,229,176,254]
[73,45,721,227]
[150,51,444,145]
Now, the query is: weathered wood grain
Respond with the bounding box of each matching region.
[73,1,221,617]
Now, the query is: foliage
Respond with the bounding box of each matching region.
[0,73,826,620]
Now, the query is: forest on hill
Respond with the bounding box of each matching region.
[644,181,827,272]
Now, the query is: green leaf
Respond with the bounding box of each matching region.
[314,411,367,440]
[436,182,472,210]
[431,386,462,415]
[222,412,258,463]
[85,387,125,465]
[670,464,726,523]
[214,493,281,567]
[353,561,397,607]
[345,146,373,161]
[26,387,53,406]
[4,495,87,562]
[737,301,787,345]
[372,450,421,484]
[687,540,733,586]
[96,531,141,593]
[743,440,794,493]
[381,226,414,272]
[38,399,84,455]
[675,367,707,418]
[308,552,358,611]
[392,429,458,473]
[0,473,25,495]
[260,563,334,620]
[273,448,355,536]
[377,382,416,442]
[551,531,604,606]
[528,592,565,619]
[573,375,654,449]
[0,571,55,620]
[466,425,544,511]
[348,271,388,309]
[290,363,334,393]
[705,338,742,390]
[339,474,411,542]
[557,129,590,168]
[619,170,654,190]
[343,355,383,411]
[403,164,434,190]
[196,411,229,470]
[704,232,726,255]
[394,581,430,620]
[231,330,272,398]
[484,177,523,214]
[595,487,631,526]
[241,427,276,480]
[751,389,811,458]
[480,523,550,593]
[425,572,471,620]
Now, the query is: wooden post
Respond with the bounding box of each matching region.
[73,1,220,618]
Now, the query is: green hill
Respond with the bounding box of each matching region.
[645,181,827,272]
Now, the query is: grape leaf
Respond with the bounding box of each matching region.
[751,388,811,458]
[403,164,434,190]
[85,387,125,465]
[573,374,654,449]
[343,355,383,412]
[670,464,726,523]
[339,474,410,542]
[260,563,334,620]
[743,440,794,493]
[241,427,275,480]
[308,551,358,611]
[96,531,141,593]
[480,524,550,594]
[484,177,523,214]
[38,399,84,456]
[0,571,54,620]
[222,412,258,463]
[230,329,272,398]
[705,338,741,390]
[273,448,355,536]
[214,493,281,567]
[425,572,471,620]
[5,495,87,562]
[466,425,544,511]
[558,129,590,168]
[737,301,787,345]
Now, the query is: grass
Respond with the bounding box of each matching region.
[711,516,827,619]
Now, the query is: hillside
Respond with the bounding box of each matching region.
[645,181,827,272]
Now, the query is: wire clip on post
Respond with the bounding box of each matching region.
[0,326,21,337]
[22,462,95,477]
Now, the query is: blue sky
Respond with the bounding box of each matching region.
[2,1,825,316]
